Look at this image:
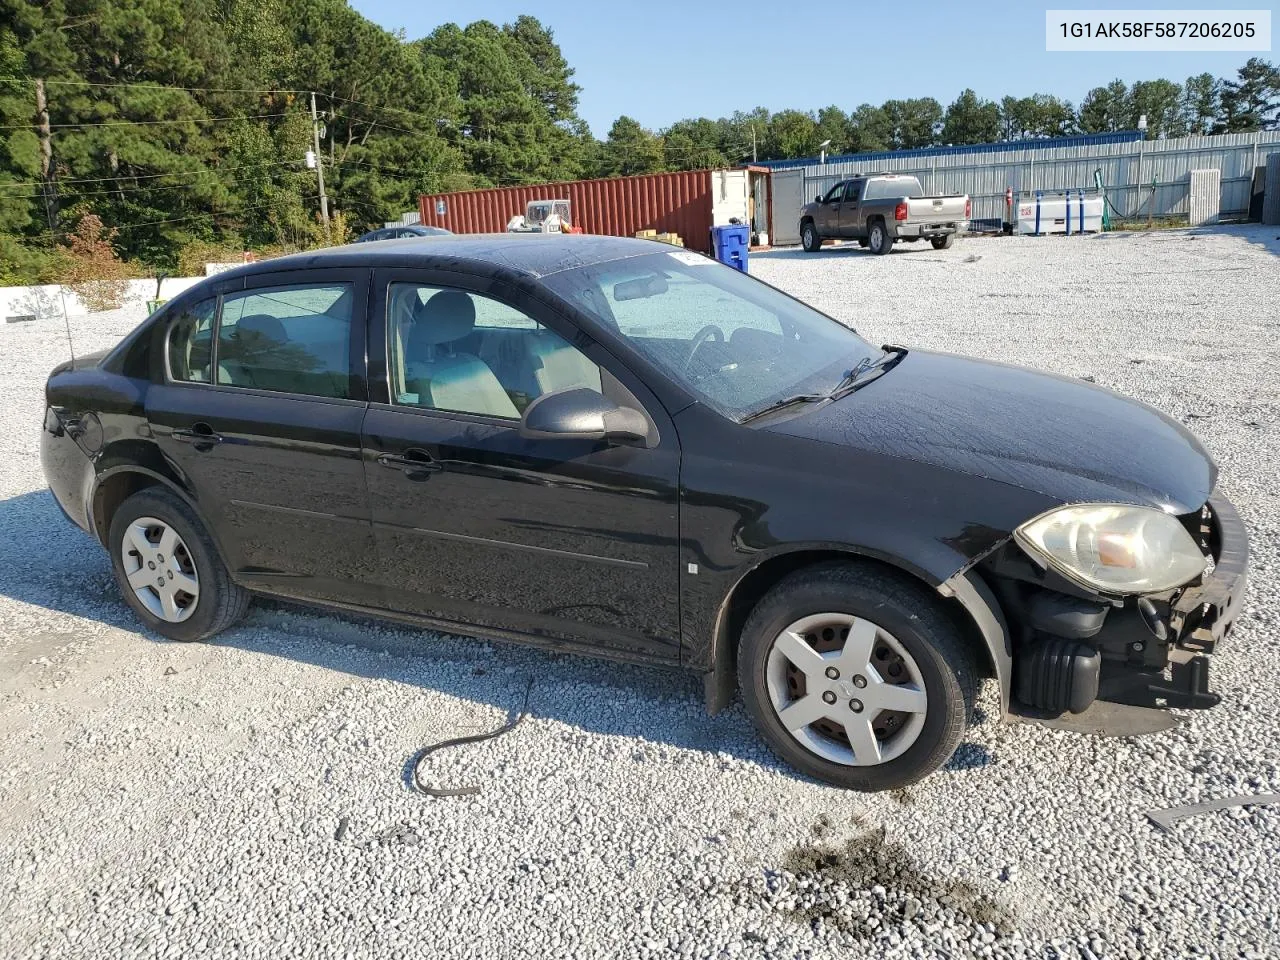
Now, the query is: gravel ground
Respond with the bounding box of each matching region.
[2,225,1278,960]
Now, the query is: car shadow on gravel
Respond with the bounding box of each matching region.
[0,488,996,785]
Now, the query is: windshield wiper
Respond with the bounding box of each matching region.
[740,346,909,425]
[739,393,829,423]
[826,344,908,400]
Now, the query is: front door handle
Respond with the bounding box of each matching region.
[173,423,222,450]
[377,449,440,480]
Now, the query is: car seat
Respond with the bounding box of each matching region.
[403,291,519,418]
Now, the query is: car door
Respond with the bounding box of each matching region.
[838,179,865,237]
[815,181,844,235]
[146,267,379,608]
[361,267,681,662]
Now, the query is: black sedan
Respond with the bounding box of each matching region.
[355,224,452,242]
[40,234,1247,790]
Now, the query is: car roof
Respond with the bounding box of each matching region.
[219,233,666,283]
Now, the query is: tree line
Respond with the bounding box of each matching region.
[0,0,1277,285]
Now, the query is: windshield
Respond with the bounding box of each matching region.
[864,176,924,200]
[543,251,878,420]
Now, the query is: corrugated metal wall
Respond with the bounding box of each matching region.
[775,131,1280,233]
[419,170,718,253]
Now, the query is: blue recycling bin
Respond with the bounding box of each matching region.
[711,224,750,273]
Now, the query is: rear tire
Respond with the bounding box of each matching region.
[108,487,250,642]
[737,563,977,791]
[931,234,956,250]
[868,220,893,255]
[801,222,822,253]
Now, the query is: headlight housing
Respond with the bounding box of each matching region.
[1014,503,1207,595]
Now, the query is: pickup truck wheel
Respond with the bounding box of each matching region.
[931,234,956,250]
[801,222,822,253]
[109,487,250,642]
[737,563,976,791]
[868,221,893,255]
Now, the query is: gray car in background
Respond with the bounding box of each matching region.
[355,224,452,242]
[799,173,969,254]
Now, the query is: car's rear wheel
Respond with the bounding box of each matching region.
[108,487,250,642]
[801,222,822,253]
[931,234,956,250]
[868,220,893,255]
[738,563,976,791]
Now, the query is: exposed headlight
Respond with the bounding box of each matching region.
[1014,504,1207,595]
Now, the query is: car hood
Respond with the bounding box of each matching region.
[768,349,1215,514]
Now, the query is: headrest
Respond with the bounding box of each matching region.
[236,313,287,342]
[410,290,476,346]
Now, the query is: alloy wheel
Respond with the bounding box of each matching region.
[120,516,200,623]
[764,612,927,766]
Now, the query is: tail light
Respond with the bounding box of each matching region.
[894,202,908,221]
[964,198,972,218]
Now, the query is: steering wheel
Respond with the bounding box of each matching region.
[683,324,725,373]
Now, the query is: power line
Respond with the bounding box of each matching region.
[0,77,451,129]
[0,77,309,95]
[25,200,289,241]
[0,170,306,200]
[0,159,299,191]
[0,112,290,131]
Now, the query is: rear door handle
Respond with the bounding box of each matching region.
[173,423,222,449]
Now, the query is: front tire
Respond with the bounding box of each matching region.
[801,222,822,253]
[931,234,956,250]
[737,563,977,791]
[108,487,250,642]
[868,220,893,255]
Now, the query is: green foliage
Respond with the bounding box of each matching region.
[1078,79,1131,133]
[597,116,664,177]
[1181,73,1221,136]
[1128,79,1184,139]
[1220,58,1280,131]
[941,90,1000,146]
[998,95,1076,140]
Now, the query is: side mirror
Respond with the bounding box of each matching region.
[519,388,649,446]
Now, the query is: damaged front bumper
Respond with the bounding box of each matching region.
[1000,494,1248,720]
[1147,494,1249,709]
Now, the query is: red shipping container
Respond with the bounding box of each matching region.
[420,169,727,254]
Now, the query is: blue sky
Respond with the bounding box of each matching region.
[349,0,1274,136]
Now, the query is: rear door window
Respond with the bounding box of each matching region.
[216,284,354,398]
[167,297,218,383]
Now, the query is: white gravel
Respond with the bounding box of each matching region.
[2,225,1279,960]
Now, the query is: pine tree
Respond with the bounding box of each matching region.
[1219,58,1280,131]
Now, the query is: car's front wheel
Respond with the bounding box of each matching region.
[801,222,822,253]
[738,563,976,791]
[108,487,250,642]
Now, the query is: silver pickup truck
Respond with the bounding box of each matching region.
[799,173,969,254]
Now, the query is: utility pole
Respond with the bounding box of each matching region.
[34,79,56,231]
[750,123,757,162]
[310,91,330,240]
